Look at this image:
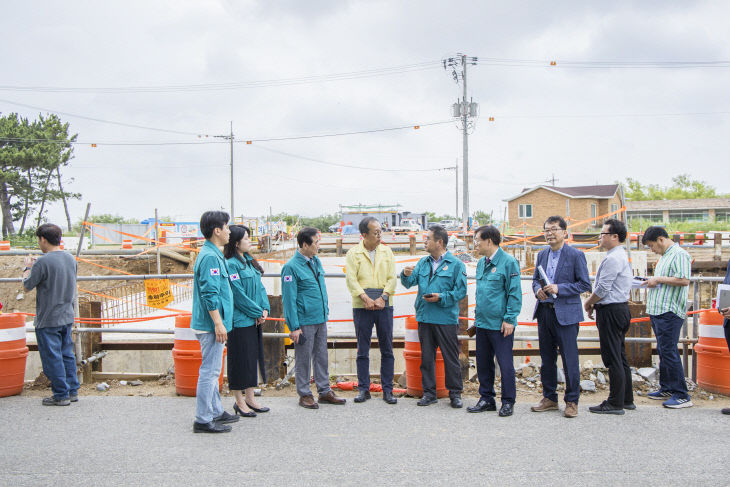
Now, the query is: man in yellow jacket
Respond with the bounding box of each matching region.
[345,217,398,404]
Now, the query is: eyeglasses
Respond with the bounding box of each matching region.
[599,232,616,236]
[543,227,562,234]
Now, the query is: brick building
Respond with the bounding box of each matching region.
[504,184,624,230]
[626,198,730,224]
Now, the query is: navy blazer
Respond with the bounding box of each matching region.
[532,244,592,326]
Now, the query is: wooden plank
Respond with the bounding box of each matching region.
[263,295,286,382]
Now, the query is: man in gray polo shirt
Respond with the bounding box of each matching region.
[23,223,79,406]
[583,219,634,415]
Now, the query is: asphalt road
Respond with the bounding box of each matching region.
[1,395,728,486]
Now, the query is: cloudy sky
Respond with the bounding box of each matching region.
[2,1,728,225]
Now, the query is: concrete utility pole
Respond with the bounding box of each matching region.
[214,122,235,220]
[444,54,479,234]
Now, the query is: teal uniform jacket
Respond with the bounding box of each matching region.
[191,240,234,332]
[226,254,270,328]
[281,251,329,330]
[474,248,522,330]
[399,251,467,325]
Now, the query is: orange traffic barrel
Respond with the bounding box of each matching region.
[403,316,448,398]
[171,314,226,396]
[0,241,9,251]
[122,239,133,249]
[0,313,30,397]
[695,309,730,395]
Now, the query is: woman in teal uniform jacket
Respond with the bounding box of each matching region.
[223,225,271,417]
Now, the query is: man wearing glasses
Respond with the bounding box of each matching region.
[583,219,635,415]
[345,217,398,404]
[530,216,591,418]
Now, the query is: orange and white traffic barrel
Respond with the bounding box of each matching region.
[402,316,448,398]
[695,310,730,395]
[0,313,30,397]
[171,314,226,396]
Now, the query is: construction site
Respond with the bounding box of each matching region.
[4,2,730,485]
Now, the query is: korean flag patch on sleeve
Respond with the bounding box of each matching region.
[210,268,220,276]
[284,275,293,282]
[230,273,239,281]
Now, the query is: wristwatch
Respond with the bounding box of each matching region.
[381,293,389,301]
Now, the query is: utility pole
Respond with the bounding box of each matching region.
[444,54,479,234]
[214,122,235,220]
[455,160,459,218]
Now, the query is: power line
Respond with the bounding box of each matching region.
[253,145,456,173]
[0,98,203,136]
[0,61,442,94]
[0,120,452,146]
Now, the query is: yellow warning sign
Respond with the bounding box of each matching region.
[144,279,173,308]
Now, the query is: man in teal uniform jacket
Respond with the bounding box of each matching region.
[282,227,345,409]
[191,210,238,433]
[467,225,522,417]
[400,225,466,408]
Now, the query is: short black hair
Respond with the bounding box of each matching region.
[641,225,668,245]
[200,210,229,239]
[36,223,62,246]
[544,215,567,231]
[604,218,627,243]
[297,227,319,247]
[359,216,378,235]
[474,225,501,246]
[430,225,448,247]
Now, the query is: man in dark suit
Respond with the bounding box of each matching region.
[530,216,591,418]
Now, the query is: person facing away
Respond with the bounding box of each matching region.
[400,225,467,408]
[530,215,591,418]
[344,217,398,405]
[223,224,271,418]
[282,227,346,409]
[191,210,239,433]
[23,223,79,407]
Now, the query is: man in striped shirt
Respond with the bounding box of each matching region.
[642,226,692,409]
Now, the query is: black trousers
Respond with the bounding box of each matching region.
[536,304,581,403]
[353,307,394,393]
[596,302,633,408]
[475,327,516,405]
[418,322,463,397]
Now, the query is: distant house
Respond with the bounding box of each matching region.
[626,198,730,224]
[504,184,624,229]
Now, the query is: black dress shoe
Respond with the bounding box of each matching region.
[246,401,270,413]
[417,395,437,406]
[193,421,231,433]
[467,398,496,413]
[722,408,730,415]
[233,403,257,418]
[214,411,240,424]
[498,403,514,417]
[383,392,397,404]
[354,391,371,403]
[450,396,463,409]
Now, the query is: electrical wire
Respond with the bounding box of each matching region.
[0,61,442,94]
[252,145,455,173]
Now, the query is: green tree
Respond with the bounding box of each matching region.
[624,174,721,201]
[472,210,493,225]
[73,213,140,232]
[0,112,80,236]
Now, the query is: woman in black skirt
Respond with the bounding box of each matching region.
[224,225,271,416]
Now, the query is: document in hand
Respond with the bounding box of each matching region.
[537,265,557,299]
[716,284,730,311]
